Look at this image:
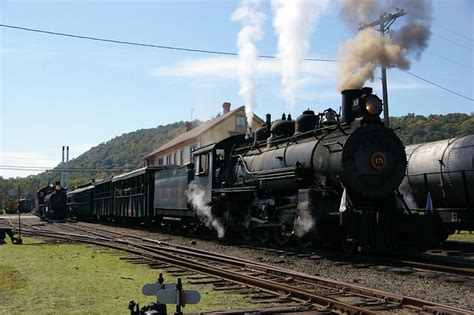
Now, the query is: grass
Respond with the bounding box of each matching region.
[448,230,474,241]
[0,236,254,314]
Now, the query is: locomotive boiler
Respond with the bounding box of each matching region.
[402,135,474,237]
[213,87,435,251]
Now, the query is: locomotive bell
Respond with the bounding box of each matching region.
[321,109,337,126]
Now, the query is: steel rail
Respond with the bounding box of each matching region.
[18,228,372,314]
[18,223,472,314]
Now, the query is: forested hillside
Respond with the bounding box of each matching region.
[391,113,473,144]
[0,121,193,205]
[0,113,472,209]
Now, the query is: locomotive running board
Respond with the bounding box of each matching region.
[213,186,257,194]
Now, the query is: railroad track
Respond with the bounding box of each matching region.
[5,215,474,277]
[56,218,474,279]
[9,219,471,314]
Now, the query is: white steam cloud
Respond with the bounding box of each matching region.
[232,0,266,127]
[294,202,315,238]
[187,182,225,238]
[398,179,418,209]
[338,0,432,91]
[272,0,328,107]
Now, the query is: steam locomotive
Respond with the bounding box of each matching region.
[36,182,68,220]
[68,87,437,251]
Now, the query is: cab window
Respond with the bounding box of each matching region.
[194,153,209,176]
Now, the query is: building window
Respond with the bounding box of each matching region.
[166,155,171,165]
[236,116,247,132]
[190,145,198,160]
[158,157,164,166]
[180,149,184,165]
[173,152,177,165]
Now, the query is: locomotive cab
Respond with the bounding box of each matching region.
[192,135,247,205]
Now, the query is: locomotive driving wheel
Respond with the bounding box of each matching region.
[295,233,313,249]
[274,224,292,246]
[241,215,254,242]
[256,227,272,244]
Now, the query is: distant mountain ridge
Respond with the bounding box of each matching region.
[0,113,472,207]
[0,120,195,203]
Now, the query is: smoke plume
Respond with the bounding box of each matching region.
[389,0,432,59]
[338,0,432,91]
[232,0,266,127]
[340,0,380,27]
[272,0,328,107]
[337,28,409,91]
[187,182,225,238]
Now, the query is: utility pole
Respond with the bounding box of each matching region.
[359,8,406,128]
[17,185,21,239]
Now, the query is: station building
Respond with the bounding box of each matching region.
[144,102,263,166]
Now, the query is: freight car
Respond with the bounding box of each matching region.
[70,87,438,252]
[402,135,474,240]
[36,182,68,220]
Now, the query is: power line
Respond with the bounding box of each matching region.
[425,50,473,70]
[433,22,473,42]
[0,23,471,102]
[400,69,474,102]
[0,164,132,172]
[432,33,472,51]
[0,23,337,63]
[0,155,59,161]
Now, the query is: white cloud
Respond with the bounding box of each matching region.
[149,56,337,80]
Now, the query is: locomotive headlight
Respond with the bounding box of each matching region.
[364,95,383,116]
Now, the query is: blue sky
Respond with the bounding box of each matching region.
[1,0,473,178]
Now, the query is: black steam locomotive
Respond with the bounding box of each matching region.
[68,87,437,251]
[36,182,68,221]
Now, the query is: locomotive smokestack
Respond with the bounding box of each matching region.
[341,89,362,123]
